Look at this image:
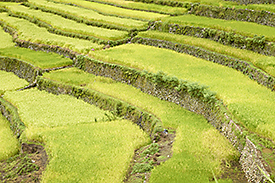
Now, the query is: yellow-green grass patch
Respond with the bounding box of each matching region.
[25,120,150,183]
[0,24,15,49]
[0,47,73,69]
[52,0,167,21]
[163,14,275,42]
[27,0,147,30]
[0,13,102,54]
[43,67,239,182]
[3,88,113,128]
[0,70,28,91]
[138,30,275,77]
[3,4,129,41]
[90,44,275,142]
[0,114,19,161]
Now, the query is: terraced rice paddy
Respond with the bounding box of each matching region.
[43,67,239,182]
[0,70,28,92]
[0,47,73,69]
[137,31,275,77]
[51,0,168,20]
[90,44,275,141]
[26,0,148,30]
[162,14,275,42]
[3,3,129,41]
[0,13,102,53]
[0,0,275,182]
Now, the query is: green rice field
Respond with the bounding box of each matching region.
[0,47,73,69]
[2,3,129,41]
[90,44,275,142]
[137,31,275,77]
[0,70,28,92]
[51,0,168,21]
[26,0,148,30]
[0,13,102,53]
[43,67,239,182]
[0,114,19,161]
[162,14,275,42]
[0,0,274,182]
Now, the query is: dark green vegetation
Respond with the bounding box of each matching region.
[0,0,275,182]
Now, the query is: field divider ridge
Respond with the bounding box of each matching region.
[47,0,152,22]
[149,21,275,56]
[1,8,132,47]
[36,76,163,138]
[0,98,25,140]
[131,37,275,91]
[83,0,182,15]
[22,2,146,32]
[74,55,273,182]
[224,0,275,5]
[189,4,275,27]
[1,22,272,181]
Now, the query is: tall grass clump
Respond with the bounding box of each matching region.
[0,114,19,161]
[0,70,28,91]
[0,13,102,54]
[3,88,113,128]
[25,121,150,183]
[4,4,129,41]
[0,47,73,69]
[26,0,147,30]
[51,0,167,21]
[90,44,275,141]
[43,67,239,182]
[138,30,275,77]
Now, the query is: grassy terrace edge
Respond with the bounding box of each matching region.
[131,36,275,91]
[1,24,274,181]
[149,20,275,57]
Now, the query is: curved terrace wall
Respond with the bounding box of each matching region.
[0,56,39,83]
[74,55,271,182]
[132,37,275,91]
[190,4,275,27]
[149,21,275,57]
[0,26,273,182]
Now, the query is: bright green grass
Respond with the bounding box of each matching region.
[138,30,275,77]
[43,67,239,182]
[3,4,129,41]
[27,0,147,30]
[0,114,19,161]
[90,0,187,14]
[0,70,28,91]
[3,88,113,128]
[0,47,73,69]
[163,14,275,42]
[0,13,102,54]
[52,0,168,21]
[25,120,149,183]
[90,44,275,142]
[0,25,15,49]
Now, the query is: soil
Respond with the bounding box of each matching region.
[124,129,176,183]
[124,128,249,183]
[218,159,248,183]
[0,143,48,183]
[261,148,275,181]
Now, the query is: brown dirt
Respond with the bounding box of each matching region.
[218,159,248,183]
[0,143,48,183]
[124,129,175,183]
[261,148,275,181]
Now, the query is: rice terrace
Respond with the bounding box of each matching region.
[0,0,275,182]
